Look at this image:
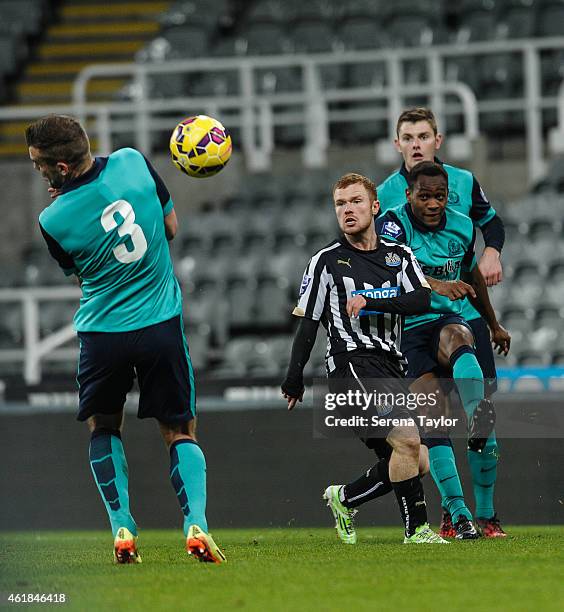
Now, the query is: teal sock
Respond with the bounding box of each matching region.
[170,439,208,535]
[451,349,484,419]
[89,430,137,537]
[468,431,498,519]
[429,443,472,522]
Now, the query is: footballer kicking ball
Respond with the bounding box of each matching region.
[169,115,232,178]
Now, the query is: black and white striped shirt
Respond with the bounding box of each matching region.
[293,236,429,370]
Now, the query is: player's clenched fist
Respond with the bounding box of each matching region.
[491,323,511,356]
[346,295,367,318]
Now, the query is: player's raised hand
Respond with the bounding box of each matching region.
[479,247,503,287]
[346,295,367,318]
[48,187,62,199]
[491,323,511,356]
[432,279,476,301]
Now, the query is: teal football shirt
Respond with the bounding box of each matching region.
[377,159,495,321]
[376,203,477,330]
[39,148,182,332]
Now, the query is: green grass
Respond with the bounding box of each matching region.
[1,527,563,611]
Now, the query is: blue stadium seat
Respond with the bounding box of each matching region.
[243,23,291,55]
[255,277,292,325]
[339,19,390,51]
[246,0,288,25]
[163,26,210,58]
[340,0,388,20]
[287,0,341,23]
[161,0,231,29]
[226,278,257,326]
[537,4,564,36]
[211,337,257,377]
[454,10,498,43]
[497,6,536,39]
[184,324,210,370]
[0,303,23,348]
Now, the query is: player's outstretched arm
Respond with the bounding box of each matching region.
[465,266,511,356]
[347,287,431,318]
[281,317,319,411]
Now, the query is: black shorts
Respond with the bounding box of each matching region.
[467,316,498,394]
[328,350,413,460]
[77,315,196,424]
[401,315,474,379]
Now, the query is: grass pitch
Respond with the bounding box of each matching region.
[1,527,563,611]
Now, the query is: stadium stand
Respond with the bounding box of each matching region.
[0,0,563,381]
[0,0,172,155]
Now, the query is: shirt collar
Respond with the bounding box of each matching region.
[399,156,444,181]
[59,156,108,194]
[339,233,380,253]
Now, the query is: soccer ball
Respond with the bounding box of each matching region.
[169,115,232,178]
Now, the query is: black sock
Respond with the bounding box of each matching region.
[392,475,428,537]
[342,458,393,508]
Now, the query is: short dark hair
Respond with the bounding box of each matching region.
[333,172,376,201]
[396,107,438,136]
[407,161,448,189]
[25,115,90,166]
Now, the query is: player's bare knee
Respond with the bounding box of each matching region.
[159,418,197,448]
[388,426,420,459]
[440,324,473,360]
[87,412,123,433]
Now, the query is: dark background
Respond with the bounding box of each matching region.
[1,403,563,532]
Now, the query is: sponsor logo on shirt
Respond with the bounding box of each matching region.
[385,252,402,267]
[351,286,400,316]
[382,221,402,237]
[337,258,352,268]
[299,274,311,296]
[422,260,461,279]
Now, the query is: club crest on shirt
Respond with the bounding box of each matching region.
[299,274,311,296]
[448,190,460,205]
[448,239,462,256]
[385,252,402,267]
[382,221,401,237]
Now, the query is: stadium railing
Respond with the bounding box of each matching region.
[0,287,80,384]
[0,38,563,182]
[71,36,564,182]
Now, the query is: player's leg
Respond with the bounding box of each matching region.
[159,419,207,536]
[386,425,447,543]
[337,442,428,509]
[87,412,140,563]
[77,329,139,563]
[159,419,225,563]
[412,372,478,539]
[437,323,495,452]
[466,317,506,536]
[135,315,225,563]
